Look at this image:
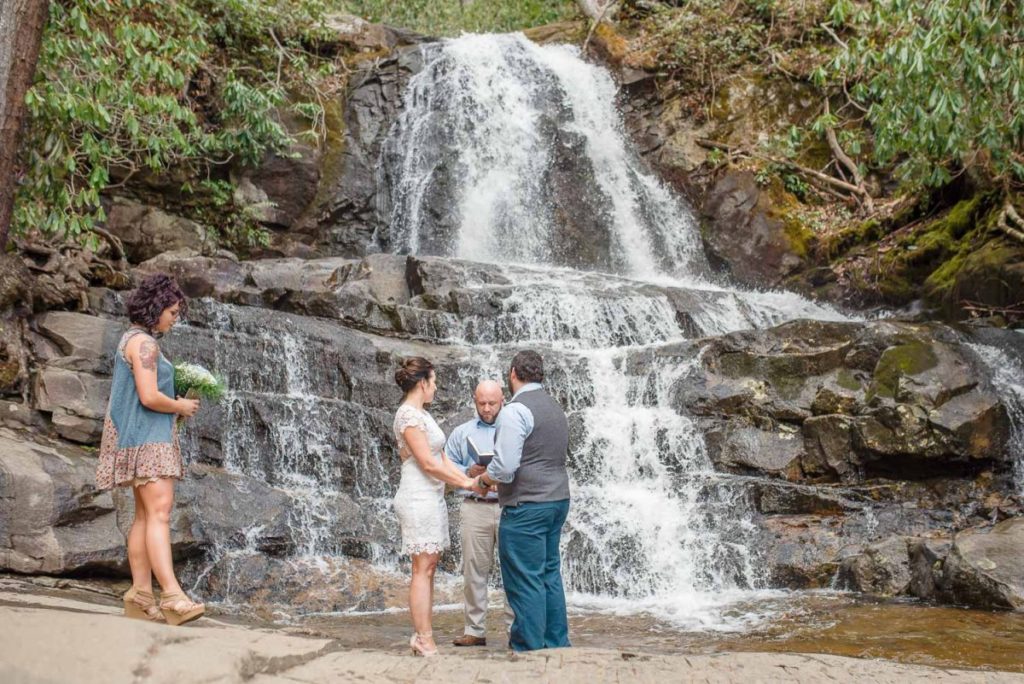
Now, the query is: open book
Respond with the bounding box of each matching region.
[466,436,494,467]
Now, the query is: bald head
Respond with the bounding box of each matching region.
[474,380,504,424]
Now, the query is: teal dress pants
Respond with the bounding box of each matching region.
[498,499,571,651]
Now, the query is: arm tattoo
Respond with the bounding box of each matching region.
[138,340,160,371]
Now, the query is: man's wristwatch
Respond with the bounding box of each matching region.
[479,474,493,488]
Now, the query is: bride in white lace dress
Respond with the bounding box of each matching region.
[392,357,478,657]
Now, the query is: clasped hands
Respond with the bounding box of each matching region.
[467,463,496,496]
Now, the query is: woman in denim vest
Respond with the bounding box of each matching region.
[96,273,203,626]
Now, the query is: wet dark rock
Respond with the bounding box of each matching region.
[704,419,803,479]
[311,49,427,256]
[837,535,912,596]
[760,515,845,588]
[679,319,1016,484]
[185,553,421,616]
[747,479,861,516]
[699,171,810,288]
[760,504,958,590]
[801,414,857,481]
[939,517,1024,610]
[907,536,952,600]
[114,464,294,557]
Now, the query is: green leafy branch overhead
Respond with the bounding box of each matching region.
[14,0,342,249]
[817,0,1024,193]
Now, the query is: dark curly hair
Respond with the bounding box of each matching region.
[126,273,187,331]
[395,357,434,394]
[511,350,544,383]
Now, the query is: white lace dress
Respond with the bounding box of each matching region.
[392,404,450,556]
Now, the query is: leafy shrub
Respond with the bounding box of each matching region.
[341,0,576,36]
[15,0,339,249]
[819,0,1024,190]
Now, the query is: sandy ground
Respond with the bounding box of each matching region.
[1,584,1022,683]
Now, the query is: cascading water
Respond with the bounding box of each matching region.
[969,342,1024,495]
[380,34,708,278]
[377,33,848,629]
[167,31,859,627]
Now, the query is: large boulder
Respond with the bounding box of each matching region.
[113,464,294,557]
[760,514,845,588]
[704,419,803,479]
[102,198,209,263]
[699,170,812,288]
[907,536,952,600]
[305,49,427,256]
[28,313,122,444]
[0,428,124,574]
[32,367,110,443]
[939,517,1024,610]
[678,319,1017,483]
[33,312,121,374]
[837,535,912,596]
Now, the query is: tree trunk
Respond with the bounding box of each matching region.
[0,0,50,252]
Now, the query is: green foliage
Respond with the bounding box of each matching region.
[341,0,576,36]
[705,148,725,166]
[822,0,1024,190]
[782,172,809,200]
[15,0,339,249]
[185,180,272,250]
[633,0,831,111]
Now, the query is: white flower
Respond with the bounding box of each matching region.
[175,362,216,384]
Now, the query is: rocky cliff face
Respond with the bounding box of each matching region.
[4,251,1023,612]
[1,24,1022,618]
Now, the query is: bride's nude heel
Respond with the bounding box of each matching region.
[159,591,205,626]
[123,586,164,621]
[410,632,438,657]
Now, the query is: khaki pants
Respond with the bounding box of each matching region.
[461,499,514,637]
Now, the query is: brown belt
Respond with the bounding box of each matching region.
[465,496,499,504]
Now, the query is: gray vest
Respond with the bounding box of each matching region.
[498,388,570,507]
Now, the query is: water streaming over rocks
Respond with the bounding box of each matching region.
[152,34,1024,629]
[150,35,829,625]
[969,341,1024,496]
[379,33,843,629]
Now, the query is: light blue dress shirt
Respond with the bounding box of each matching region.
[486,383,542,484]
[445,415,499,499]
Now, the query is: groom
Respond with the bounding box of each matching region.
[475,350,571,652]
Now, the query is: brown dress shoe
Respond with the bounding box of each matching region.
[453,634,487,647]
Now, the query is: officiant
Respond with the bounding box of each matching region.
[444,380,515,646]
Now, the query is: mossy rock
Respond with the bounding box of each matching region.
[805,193,1010,312]
[868,341,939,400]
[925,237,1024,318]
[701,170,813,287]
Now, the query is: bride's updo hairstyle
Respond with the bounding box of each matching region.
[395,357,434,394]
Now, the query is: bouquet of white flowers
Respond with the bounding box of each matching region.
[173,362,226,402]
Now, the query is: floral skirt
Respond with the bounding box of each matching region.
[95,415,183,490]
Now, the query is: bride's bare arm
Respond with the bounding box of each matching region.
[402,427,476,489]
[439,451,472,482]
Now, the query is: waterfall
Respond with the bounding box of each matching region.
[170,31,855,627]
[380,33,708,278]
[969,342,1024,495]
[377,33,848,629]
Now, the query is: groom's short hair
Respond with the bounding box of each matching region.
[511,350,544,383]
